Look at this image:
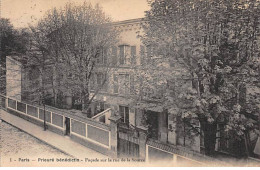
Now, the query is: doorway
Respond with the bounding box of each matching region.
[146,110,159,140]
[65,117,70,136]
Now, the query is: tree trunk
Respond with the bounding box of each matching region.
[202,121,217,156]
[38,68,43,105]
[52,64,58,107]
[82,90,90,116]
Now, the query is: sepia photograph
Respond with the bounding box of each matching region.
[0,0,260,167]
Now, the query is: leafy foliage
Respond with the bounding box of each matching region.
[141,0,260,156]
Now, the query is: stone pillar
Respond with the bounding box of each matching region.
[109,115,121,158]
[65,95,72,109]
[159,111,168,143]
[64,89,72,109]
[168,115,177,145]
[191,120,200,152]
[137,126,148,159]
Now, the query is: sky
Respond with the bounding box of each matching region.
[1,0,150,28]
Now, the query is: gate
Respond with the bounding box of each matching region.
[118,131,140,158]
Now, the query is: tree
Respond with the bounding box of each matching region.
[141,0,260,157]
[25,2,118,115]
[0,18,30,94]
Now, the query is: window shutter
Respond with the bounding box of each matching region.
[130,74,134,95]
[125,107,129,124]
[129,108,136,126]
[125,74,130,94]
[140,45,145,65]
[119,106,124,122]
[103,48,107,65]
[96,48,102,64]
[113,74,118,94]
[131,46,136,65]
[104,72,108,92]
[119,46,125,65]
[112,46,117,65]
[147,45,152,62]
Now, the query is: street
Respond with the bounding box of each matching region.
[0,121,72,166]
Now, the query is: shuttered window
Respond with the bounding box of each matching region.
[119,106,129,124]
[96,48,108,65]
[96,72,107,91]
[119,45,130,65]
[119,74,130,95]
[131,46,136,65]
[112,46,117,65]
[113,74,119,94]
[140,45,145,65]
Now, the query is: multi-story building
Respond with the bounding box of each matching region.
[87,18,201,157]
[18,18,197,157]
[82,18,260,159]
[18,18,259,159]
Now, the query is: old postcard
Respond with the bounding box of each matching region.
[0,0,260,167]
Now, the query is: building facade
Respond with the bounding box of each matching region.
[87,18,201,156]
[18,18,259,159]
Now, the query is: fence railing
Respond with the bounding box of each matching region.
[146,139,208,166]
[0,93,112,149]
[2,95,66,130]
[92,108,112,125]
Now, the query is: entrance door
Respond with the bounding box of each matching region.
[146,110,159,140]
[65,117,70,136]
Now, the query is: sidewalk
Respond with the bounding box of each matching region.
[0,109,107,160]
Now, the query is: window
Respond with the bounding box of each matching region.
[114,73,134,95]
[94,72,107,91]
[97,73,103,86]
[119,106,129,124]
[67,72,73,79]
[44,67,53,85]
[97,48,108,65]
[119,74,130,95]
[210,35,217,45]
[119,45,130,65]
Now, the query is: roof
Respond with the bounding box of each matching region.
[111,18,145,26]
[254,137,260,155]
[6,56,22,67]
[134,101,164,113]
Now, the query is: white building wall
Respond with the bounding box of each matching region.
[6,56,22,100]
